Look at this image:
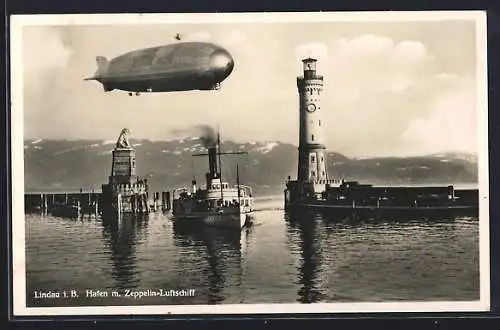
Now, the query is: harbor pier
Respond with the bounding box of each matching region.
[24,129,173,219]
[24,189,172,218]
[284,57,479,216]
[162,191,171,211]
[24,190,101,218]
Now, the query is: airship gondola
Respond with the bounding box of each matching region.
[84,41,235,95]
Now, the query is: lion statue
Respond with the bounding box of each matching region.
[116,128,131,148]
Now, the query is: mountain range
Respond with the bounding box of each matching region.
[23,138,478,195]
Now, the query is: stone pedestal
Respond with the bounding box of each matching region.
[101,135,149,217]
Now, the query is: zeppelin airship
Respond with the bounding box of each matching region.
[84,41,235,96]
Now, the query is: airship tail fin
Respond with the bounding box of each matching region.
[95,56,109,75]
[84,56,109,81]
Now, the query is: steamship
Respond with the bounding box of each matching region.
[172,132,254,229]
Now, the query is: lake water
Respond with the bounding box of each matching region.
[24,195,479,307]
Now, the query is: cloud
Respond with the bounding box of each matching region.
[433,72,462,82]
[331,35,428,63]
[295,42,328,61]
[220,30,248,45]
[20,24,478,158]
[401,78,477,155]
[183,31,211,41]
[334,34,394,57]
[395,41,428,62]
[23,27,73,75]
[22,27,74,94]
[22,27,78,137]
[297,34,477,157]
[324,34,431,100]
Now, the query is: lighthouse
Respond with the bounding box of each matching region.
[296,57,328,182]
[284,57,336,206]
[284,57,478,214]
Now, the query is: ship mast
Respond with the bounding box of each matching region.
[237,163,241,205]
[217,129,224,202]
[191,128,249,207]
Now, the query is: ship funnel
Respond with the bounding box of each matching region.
[208,146,218,178]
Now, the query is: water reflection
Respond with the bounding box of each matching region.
[172,221,247,304]
[285,212,325,303]
[287,207,465,228]
[24,196,479,307]
[284,208,474,303]
[101,213,149,290]
[307,207,470,224]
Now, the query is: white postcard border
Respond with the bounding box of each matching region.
[10,11,490,316]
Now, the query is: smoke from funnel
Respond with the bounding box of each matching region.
[196,125,217,148]
[170,124,217,148]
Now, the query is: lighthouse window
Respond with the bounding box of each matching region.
[311,155,315,162]
[311,134,315,141]
[311,171,316,177]
[321,156,324,162]
[319,120,321,126]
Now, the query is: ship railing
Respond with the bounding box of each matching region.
[113,183,147,195]
[312,179,342,185]
[235,185,253,197]
[285,178,342,185]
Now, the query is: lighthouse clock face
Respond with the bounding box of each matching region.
[306,103,316,113]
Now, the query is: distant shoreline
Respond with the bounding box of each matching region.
[369,183,479,189]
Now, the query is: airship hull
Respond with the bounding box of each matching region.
[85,42,234,94]
[102,69,218,92]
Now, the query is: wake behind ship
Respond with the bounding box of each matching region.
[172,132,254,229]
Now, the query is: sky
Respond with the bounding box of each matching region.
[20,17,482,157]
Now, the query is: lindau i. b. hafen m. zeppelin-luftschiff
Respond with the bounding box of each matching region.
[284,57,479,216]
[172,133,255,230]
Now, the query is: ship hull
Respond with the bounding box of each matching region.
[50,205,81,218]
[173,210,252,230]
